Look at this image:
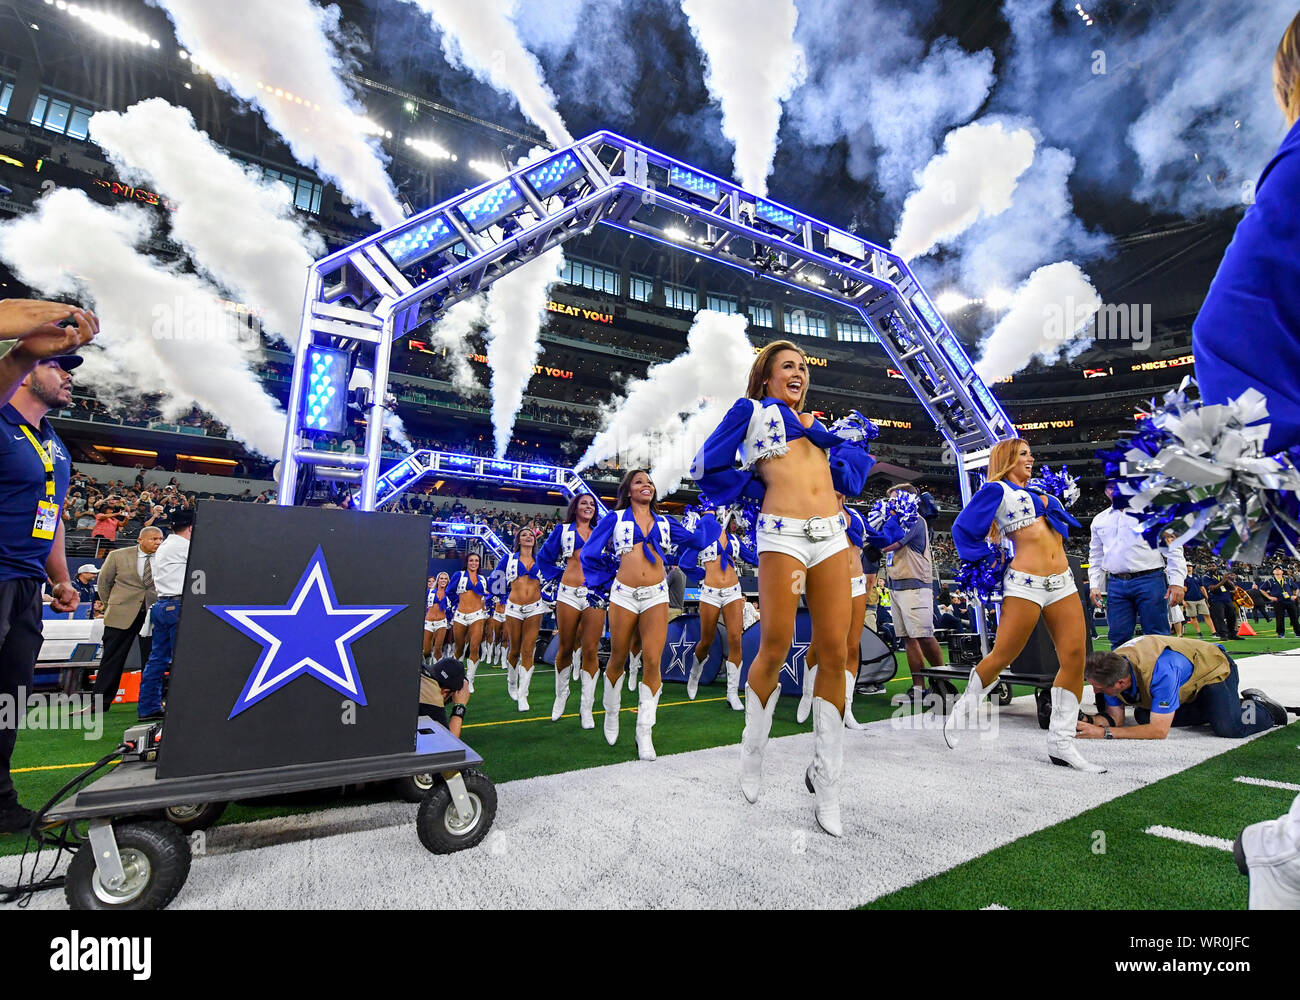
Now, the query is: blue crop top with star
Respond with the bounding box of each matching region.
[447,570,489,608]
[504,552,541,585]
[691,398,875,506]
[951,480,1082,563]
[578,507,696,595]
[536,522,595,583]
[676,511,760,583]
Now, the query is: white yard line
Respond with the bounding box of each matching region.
[1234,776,1300,793]
[1143,825,1234,852]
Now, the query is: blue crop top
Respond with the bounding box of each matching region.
[951,480,1082,563]
[677,511,760,582]
[691,398,875,506]
[578,507,696,594]
[536,522,594,583]
[447,570,489,607]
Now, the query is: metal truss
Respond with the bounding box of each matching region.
[430,521,509,563]
[375,449,610,515]
[280,131,1015,511]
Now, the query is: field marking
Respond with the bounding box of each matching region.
[11,761,100,774]
[1143,825,1234,852]
[981,903,1009,910]
[1234,776,1300,792]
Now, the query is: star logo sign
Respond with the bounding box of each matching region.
[208,547,406,718]
[783,639,811,687]
[663,632,697,680]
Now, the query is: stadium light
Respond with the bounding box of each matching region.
[49,1,161,48]
[934,290,974,312]
[302,347,347,434]
[983,288,1013,312]
[404,137,456,161]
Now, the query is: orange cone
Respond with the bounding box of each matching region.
[1238,620,1257,637]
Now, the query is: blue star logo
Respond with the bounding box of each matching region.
[767,417,779,430]
[783,640,811,687]
[208,547,406,719]
[663,632,697,681]
[773,518,784,532]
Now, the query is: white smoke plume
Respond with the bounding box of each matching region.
[679,0,805,195]
[384,410,413,451]
[974,262,1101,384]
[427,297,487,397]
[483,249,566,458]
[404,0,573,147]
[891,120,1036,262]
[576,309,753,495]
[88,99,323,343]
[149,0,405,227]
[0,189,286,455]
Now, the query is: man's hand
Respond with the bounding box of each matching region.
[449,680,470,706]
[3,304,98,362]
[1076,720,1107,739]
[1165,585,1185,604]
[1,299,78,338]
[1090,591,1104,608]
[49,581,80,614]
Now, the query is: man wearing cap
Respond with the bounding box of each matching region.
[878,483,945,703]
[90,525,162,713]
[136,510,194,721]
[70,564,99,610]
[418,657,472,738]
[0,298,97,833]
[1089,482,1187,648]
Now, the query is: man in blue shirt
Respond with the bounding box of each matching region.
[1181,568,1213,639]
[1077,636,1286,740]
[1264,567,1300,637]
[0,300,96,834]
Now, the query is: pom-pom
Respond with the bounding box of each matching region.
[1028,465,1081,508]
[955,546,1009,602]
[828,410,880,443]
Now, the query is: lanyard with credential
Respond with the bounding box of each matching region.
[20,424,59,540]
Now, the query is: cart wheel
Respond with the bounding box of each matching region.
[994,681,1014,707]
[392,772,437,803]
[1035,688,1053,730]
[65,821,191,911]
[162,801,227,833]
[416,770,496,854]
[931,679,958,715]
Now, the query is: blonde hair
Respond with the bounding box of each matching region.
[1276,11,1300,126]
[983,437,1030,544]
[747,340,810,410]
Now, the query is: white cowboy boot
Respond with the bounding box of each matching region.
[516,666,534,712]
[844,671,866,730]
[505,661,518,700]
[602,672,623,745]
[804,698,845,837]
[739,686,781,803]
[1046,687,1107,773]
[943,667,987,749]
[465,659,477,694]
[579,669,597,730]
[627,652,641,694]
[482,641,494,665]
[635,683,662,761]
[725,661,744,711]
[796,665,818,724]
[1236,793,1300,909]
[551,665,572,721]
[686,653,705,700]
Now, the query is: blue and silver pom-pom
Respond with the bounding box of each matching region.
[955,546,1010,603]
[868,490,921,532]
[1028,465,1081,508]
[586,589,610,611]
[828,410,880,443]
[1099,378,1300,563]
[540,578,559,605]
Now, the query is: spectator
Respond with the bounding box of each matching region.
[89,525,162,714]
[136,510,194,721]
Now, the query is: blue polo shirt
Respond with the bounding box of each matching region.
[1184,575,1204,601]
[1103,648,1194,715]
[0,403,71,582]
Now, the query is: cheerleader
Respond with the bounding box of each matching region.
[503,526,546,711]
[448,552,490,692]
[797,494,869,730]
[945,437,1102,772]
[677,503,757,711]
[423,572,452,663]
[692,341,874,836]
[483,565,509,667]
[537,493,604,726]
[579,469,694,761]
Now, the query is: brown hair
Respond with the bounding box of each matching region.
[1276,11,1300,126]
[565,491,600,528]
[616,469,658,512]
[746,340,810,411]
[987,437,1030,484]
[1085,650,1131,688]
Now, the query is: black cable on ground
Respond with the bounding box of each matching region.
[0,743,129,906]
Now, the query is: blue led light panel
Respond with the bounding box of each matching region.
[755,199,798,233]
[668,165,720,201]
[302,346,348,434]
[524,152,584,199]
[380,215,457,267]
[458,180,526,233]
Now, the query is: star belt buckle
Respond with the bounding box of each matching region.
[802,516,831,541]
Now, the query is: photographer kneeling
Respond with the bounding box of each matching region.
[1079,635,1288,740]
[418,657,471,738]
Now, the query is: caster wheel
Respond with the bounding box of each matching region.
[994,681,1014,707]
[392,772,437,803]
[416,770,497,854]
[931,679,958,715]
[1036,688,1053,730]
[66,821,191,911]
[161,801,227,833]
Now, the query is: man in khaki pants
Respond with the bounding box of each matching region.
[90,525,162,712]
[879,484,945,702]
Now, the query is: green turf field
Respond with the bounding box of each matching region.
[6,621,1299,908]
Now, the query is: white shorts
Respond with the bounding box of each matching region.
[1001,568,1078,609]
[851,574,867,599]
[755,513,848,570]
[423,618,448,633]
[492,608,506,622]
[610,579,669,615]
[453,609,488,627]
[699,582,744,609]
[557,583,589,612]
[506,599,546,620]
[890,587,935,639]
